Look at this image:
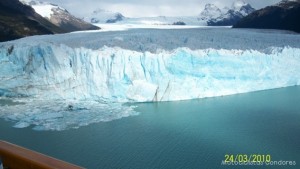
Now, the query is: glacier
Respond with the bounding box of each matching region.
[1,43,300,102]
[0,28,300,130]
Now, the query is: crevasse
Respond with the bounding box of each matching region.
[1,43,300,102]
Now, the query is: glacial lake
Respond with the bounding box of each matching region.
[1,86,300,169]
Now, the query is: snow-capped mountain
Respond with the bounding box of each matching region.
[231,0,256,16]
[199,4,223,21]
[83,1,253,26]
[20,0,99,32]
[84,9,125,23]
[20,0,62,18]
[199,0,255,26]
[85,9,205,25]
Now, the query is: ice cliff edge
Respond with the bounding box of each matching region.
[1,42,300,102]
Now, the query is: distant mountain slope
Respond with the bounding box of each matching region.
[0,0,66,42]
[84,9,201,26]
[199,4,224,21]
[119,16,204,26]
[21,0,99,32]
[233,0,300,33]
[82,1,253,26]
[199,0,255,26]
[84,9,125,24]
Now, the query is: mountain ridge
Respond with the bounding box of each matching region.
[200,0,255,26]
[21,0,100,32]
[84,0,255,26]
[233,0,300,33]
[0,0,66,42]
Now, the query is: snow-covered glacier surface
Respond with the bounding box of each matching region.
[0,28,300,130]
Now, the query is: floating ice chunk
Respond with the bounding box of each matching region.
[0,99,138,131]
[13,122,30,128]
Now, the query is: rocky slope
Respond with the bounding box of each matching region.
[233,0,300,33]
[0,0,66,42]
[21,0,99,32]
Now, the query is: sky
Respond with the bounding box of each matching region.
[41,0,282,17]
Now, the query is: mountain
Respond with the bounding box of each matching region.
[199,0,255,26]
[84,9,125,24]
[83,1,253,26]
[21,0,99,32]
[233,0,300,33]
[199,4,224,21]
[84,10,204,26]
[0,0,66,42]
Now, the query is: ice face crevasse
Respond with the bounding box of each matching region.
[1,43,300,102]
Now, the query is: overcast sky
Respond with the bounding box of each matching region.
[41,0,282,17]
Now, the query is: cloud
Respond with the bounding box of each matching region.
[41,0,282,17]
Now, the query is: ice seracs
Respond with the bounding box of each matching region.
[1,29,300,102]
[1,44,300,102]
[1,28,300,130]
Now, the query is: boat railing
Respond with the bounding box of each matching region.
[0,140,84,169]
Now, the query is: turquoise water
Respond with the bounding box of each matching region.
[1,86,300,169]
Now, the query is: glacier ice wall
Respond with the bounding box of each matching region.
[1,43,300,102]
